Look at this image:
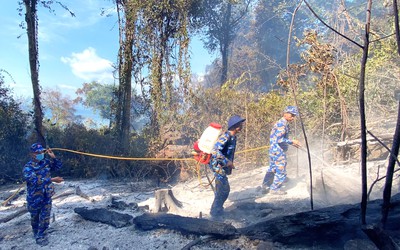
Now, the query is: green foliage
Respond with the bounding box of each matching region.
[45,123,152,179]
[0,74,30,182]
[75,82,116,121]
[46,124,111,178]
[336,35,399,118]
[167,76,291,167]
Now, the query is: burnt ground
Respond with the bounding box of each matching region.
[0,157,399,250]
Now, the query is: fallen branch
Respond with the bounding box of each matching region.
[0,207,28,223]
[1,183,25,206]
[53,189,75,200]
[75,186,91,201]
[0,189,75,223]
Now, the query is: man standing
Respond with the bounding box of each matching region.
[262,106,301,195]
[209,115,245,218]
[23,143,63,246]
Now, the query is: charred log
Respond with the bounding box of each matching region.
[362,224,400,250]
[239,194,400,248]
[133,213,237,238]
[74,207,133,228]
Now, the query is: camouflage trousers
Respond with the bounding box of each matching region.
[263,149,287,190]
[28,198,52,240]
[210,176,230,217]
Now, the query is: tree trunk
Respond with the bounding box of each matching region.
[286,1,314,210]
[382,0,400,228]
[0,207,28,223]
[115,1,135,154]
[150,23,166,138]
[381,100,400,227]
[219,2,232,86]
[359,0,372,226]
[24,0,45,146]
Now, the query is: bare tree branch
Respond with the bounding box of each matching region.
[303,0,363,49]
[286,0,314,210]
[394,0,400,54]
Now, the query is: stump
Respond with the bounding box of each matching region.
[153,189,183,213]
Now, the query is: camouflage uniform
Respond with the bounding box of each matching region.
[262,117,293,191]
[23,145,62,242]
[209,131,236,217]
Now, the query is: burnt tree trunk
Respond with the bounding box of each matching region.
[239,194,400,249]
[133,213,237,238]
[362,224,399,250]
[74,207,133,228]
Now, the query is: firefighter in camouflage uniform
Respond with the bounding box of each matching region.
[262,106,301,195]
[209,115,245,218]
[23,143,63,246]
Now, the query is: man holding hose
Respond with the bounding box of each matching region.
[23,143,63,246]
[262,106,301,195]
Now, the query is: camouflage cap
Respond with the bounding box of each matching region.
[30,143,45,153]
[284,106,299,116]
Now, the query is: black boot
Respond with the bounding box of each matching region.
[262,172,274,188]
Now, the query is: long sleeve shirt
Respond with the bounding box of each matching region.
[23,158,62,209]
[269,117,293,153]
[209,131,236,178]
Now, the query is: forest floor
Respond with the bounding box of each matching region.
[1,151,399,250]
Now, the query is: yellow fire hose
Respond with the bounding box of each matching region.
[2,145,269,206]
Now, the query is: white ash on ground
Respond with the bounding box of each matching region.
[0,158,398,250]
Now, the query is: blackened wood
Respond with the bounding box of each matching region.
[133,213,237,238]
[74,207,133,228]
[362,224,399,250]
[239,194,400,249]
